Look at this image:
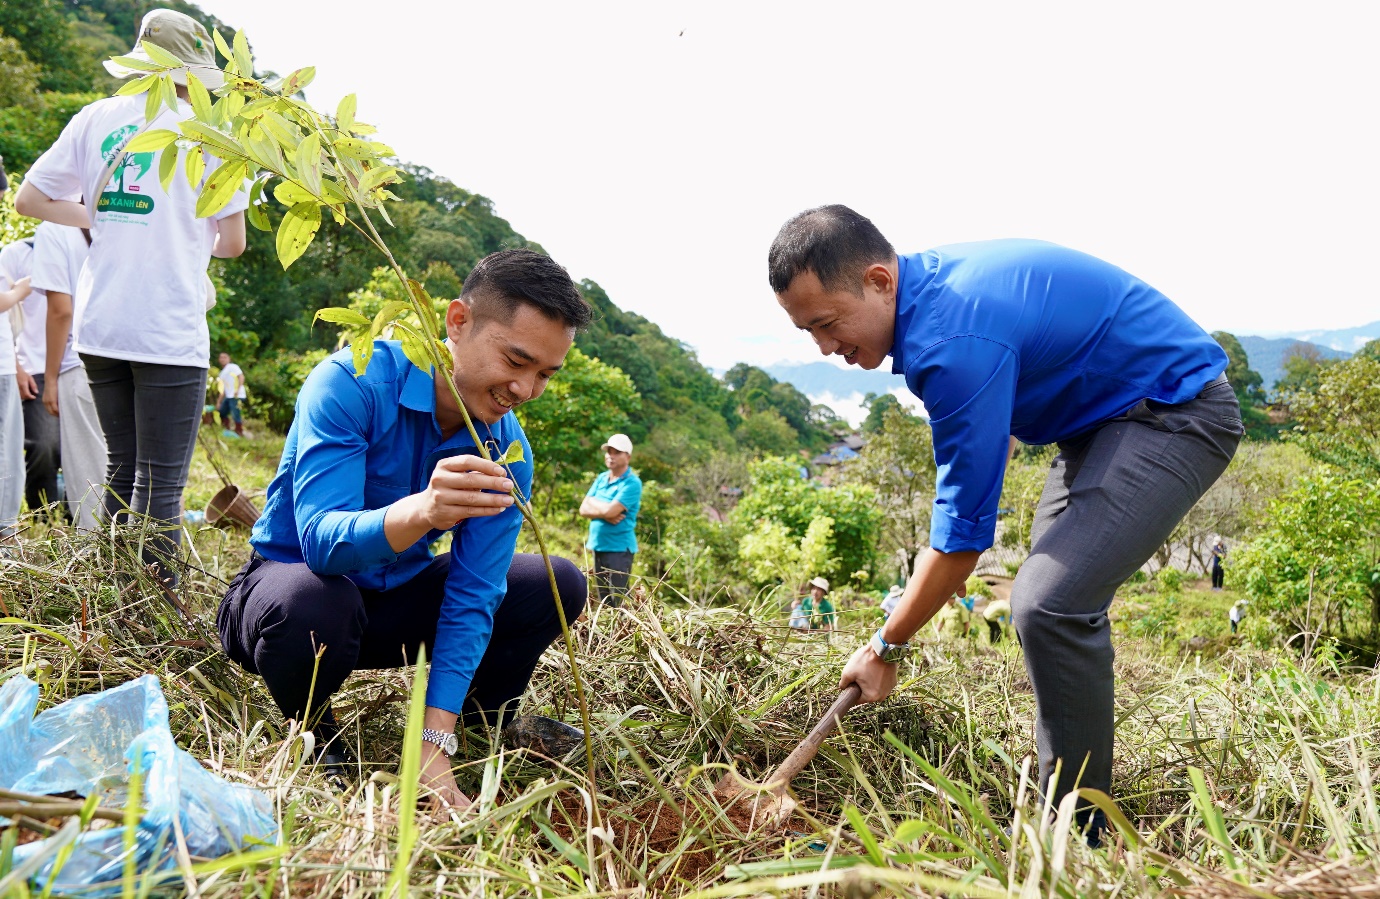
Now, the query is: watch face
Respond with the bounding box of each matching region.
[443,733,459,756]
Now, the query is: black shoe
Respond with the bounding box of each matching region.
[310,726,355,792]
[502,715,585,759]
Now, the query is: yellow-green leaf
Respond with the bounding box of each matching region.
[371,301,412,339]
[109,54,163,72]
[336,93,356,131]
[125,129,179,153]
[283,66,316,95]
[272,180,315,207]
[186,72,213,122]
[232,30,253,77]
[498,440,525,465]
[224,91,245,119]
[184,146,206,189]
[144,78,163,121]
[314,307,371,328]
[406,278,440,338]
[350,121,377,135]
[160,73,180,114]
[319,179,349,205]
[359,164,398,193]
[195,158,247,218]
[158,144,179,193]
[259,110,300,149]
[399,330,432,373]
[293,133,322,195]
[246,178,270,231]
[140,40,183,68]
[212,29,233,63]
[351,332,375,376]
[115,73,158,96]
[241,123,285,172]
[333,137,378,160]
[276,201,321,269]
[180,121,243,159]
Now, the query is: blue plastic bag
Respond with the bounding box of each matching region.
[0,673,278,893]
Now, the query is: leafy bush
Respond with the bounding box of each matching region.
[242,349,329,433]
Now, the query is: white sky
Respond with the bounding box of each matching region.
[200,0,1379,373]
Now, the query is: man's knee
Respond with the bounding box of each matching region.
[1012,557,1113,652]
[247,563,366,654]
[551,556,588,622]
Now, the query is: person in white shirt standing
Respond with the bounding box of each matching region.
[16,8,248,583]
[0,252,32,542]
[216,351,246,438]
[30,222,108,531]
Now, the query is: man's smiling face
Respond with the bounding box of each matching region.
[775,263,898,370]
[445,298,575,426]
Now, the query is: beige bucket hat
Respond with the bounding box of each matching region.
[105,9,226,89]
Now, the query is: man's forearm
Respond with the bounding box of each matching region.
[15,183,91,228]
[45,293,74,384]
[383,492,432,553]
[881,548,981,644]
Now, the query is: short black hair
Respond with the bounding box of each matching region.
[461,248,593,331]
[767,204,895,295]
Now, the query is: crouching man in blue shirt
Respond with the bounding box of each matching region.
[217,250,591,810]
[768,206,1242,837]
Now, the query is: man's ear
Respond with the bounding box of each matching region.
[862,262,895,297]
[445,298,471,340]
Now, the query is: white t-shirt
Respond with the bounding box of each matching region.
[218,361,246,398]
[0,238,38,378]
[26,222,88,376]
[23,95,248,368]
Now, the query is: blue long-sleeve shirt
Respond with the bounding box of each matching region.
[890,239,1228,554]
[250,342,532,714]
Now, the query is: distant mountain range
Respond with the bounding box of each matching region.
[766,318,1377,412]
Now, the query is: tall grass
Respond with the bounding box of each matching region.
[1,446,1378,895]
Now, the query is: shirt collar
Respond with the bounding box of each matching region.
[889,252,935,375]
[400,360,436,413]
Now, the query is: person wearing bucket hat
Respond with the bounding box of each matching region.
[767,204,1241,843]
[798,576,837,632]
[579,433,642,606]
[16,8,248,584]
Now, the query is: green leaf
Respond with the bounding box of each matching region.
[232,29,253,77]
[212,29,234,64]
[140,40,183,68]
[246,177,270,231]
[259,110,300,149]
[843,805,886,867]
[371,301,412,339]
[183,147,206,189]
[158,143,179,193]
[335,93,356,131]
[273,180,316,207]
[333,137,379,160]
[109,54,163,73]
[241,123,286,173]
[125,129,179,153]
[314,307,372,328]
[195,158,247,218]
[224,90,245,119]
[294,133,322,196]
[160,73,180,114]
[115,73,158,97]
[186,72,214,122]
[180,121,243,159]
[399,330,433,373]
[498,440,526,465]
[276,201,322,269]
[283,66,316,95]
[351,332,374,376]
[891,819,928,844]
[359,164,398,193]
[145,78,163,121]
[406,278,440,339]
[237,97,275,120]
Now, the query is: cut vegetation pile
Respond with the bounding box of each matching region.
[1,450,1378,896]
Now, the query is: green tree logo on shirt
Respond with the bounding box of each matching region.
[96,125,156,216]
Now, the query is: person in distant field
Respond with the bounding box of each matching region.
[983,597,1012,643]
[788,595,810,631]
[217,351,246,437]
[880,584,904,618]
[1229,598,1248,635]
[932,594,969,638]
[16,8,248,583]
[0,259,31,542]
[579,433,642,606]
[1210,539,1227,591]
[768,205,1241,841]
[218,249,592,809]
[3,237,64,519]
[29,222,108,531]
[799,576,837,632]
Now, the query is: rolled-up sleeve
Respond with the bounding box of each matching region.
[427,433,534,712]
[290,361,400,573]
[907,336,1019,553]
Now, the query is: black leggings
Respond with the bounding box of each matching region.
[217,551,587,728]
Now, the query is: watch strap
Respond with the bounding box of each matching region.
[870,628,911,663]
[421,727,457,756]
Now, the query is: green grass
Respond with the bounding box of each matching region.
[2,425,1378,896]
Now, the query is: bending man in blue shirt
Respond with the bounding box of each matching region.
[768,206,1242,835]
[218,250,591,810]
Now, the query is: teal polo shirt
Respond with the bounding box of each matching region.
[585,469,642,553]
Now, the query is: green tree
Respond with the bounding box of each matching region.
[842,405,935,575]
[1275,342,1332,397]
[731,455,880,586]
[861,392,905,434]
[1287,355,1380,477]
[1211,331,1275,439]
[0,0,97,94]
[739,516,839,595]
[0,30,42,109]
[997,445,1056,556]
[736,409,799,457]
[516,348,641,510]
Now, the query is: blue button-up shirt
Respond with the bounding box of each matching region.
[891,239,1228,554]
[584,469,642,553]
[250,342,532,714]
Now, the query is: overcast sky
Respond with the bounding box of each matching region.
[200,0,1378,374]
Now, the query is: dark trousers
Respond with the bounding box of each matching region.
[1012,375,1241,819]
[21,373,62,514]
[593,550,634,606]
[81,355,205,567]
[217,551,587,728]
[1211,562,1224,589]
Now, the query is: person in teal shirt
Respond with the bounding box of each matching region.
[799,576,837,631]
[579,433,642,606]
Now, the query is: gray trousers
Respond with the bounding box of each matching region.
[0,375,22,538]
[1012,375,1242,812]
[57,364,109,531]
[593,550,634,606]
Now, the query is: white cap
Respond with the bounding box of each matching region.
[886,585,904,598]
[601,434,633,454]
[809,577,830,592]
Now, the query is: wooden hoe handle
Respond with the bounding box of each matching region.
[764,683,864,792]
